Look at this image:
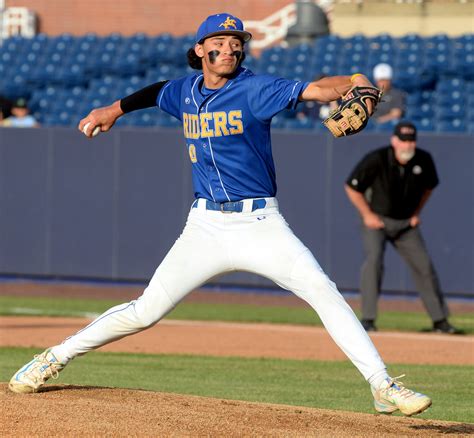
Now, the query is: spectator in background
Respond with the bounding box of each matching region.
[1,98,39,127]
[296,75,338,122]
[344,121,462,334]
[372,63,406,125]
[0,95,13,122]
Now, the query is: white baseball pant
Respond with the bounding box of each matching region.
[55,198,386,380]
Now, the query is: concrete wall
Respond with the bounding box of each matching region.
[331,2,474,36]
[6,0,473,37]
[0,127,472,296]
[5,0,289,36]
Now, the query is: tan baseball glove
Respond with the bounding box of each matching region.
[323,86,383,137]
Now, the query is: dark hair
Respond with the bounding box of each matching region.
[187,48,246,70]
[187,48,203,70]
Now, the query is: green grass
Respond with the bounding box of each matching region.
[1,347,473,423]
[0,295,473,333]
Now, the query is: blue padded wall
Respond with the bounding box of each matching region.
[0,127,472,296]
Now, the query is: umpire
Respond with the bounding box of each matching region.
[345,121,461,334]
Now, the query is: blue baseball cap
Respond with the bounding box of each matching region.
[195,13,252,44]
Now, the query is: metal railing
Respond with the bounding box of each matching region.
[244,3,298,50]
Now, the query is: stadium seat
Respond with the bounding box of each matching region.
[405,92,423,107]
[417,118,436,132]
[283,117,315,131]
[0,32,471,132]
[131,112,157,126]
[56,111,75,126]
[436,103,465,120]
[435,90,463,107]
[270,114,285,129]
[467,109,474,122]
[437,118,466,133]
[375,120,399,133]
[111,53,149,77]
[314,36,342,55]
[436,78,465,93]
[157,114,181,128]
[403,107,417,121]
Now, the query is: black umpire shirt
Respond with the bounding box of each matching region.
[346,146,439,220]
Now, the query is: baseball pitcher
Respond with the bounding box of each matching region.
[10,13,431,417]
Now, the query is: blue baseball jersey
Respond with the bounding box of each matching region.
[157,67,309,202]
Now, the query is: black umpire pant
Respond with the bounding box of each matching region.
[360,216,449,322]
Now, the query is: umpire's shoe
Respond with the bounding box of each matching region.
[371,375,432,416]
[9,348,66,393]
[432,319,464,335]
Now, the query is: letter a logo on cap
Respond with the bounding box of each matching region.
[219,17,237,30]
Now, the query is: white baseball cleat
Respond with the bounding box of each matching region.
[371,375,432,416]
[9,348,66,394]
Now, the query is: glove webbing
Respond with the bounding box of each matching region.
[324,108,364,137]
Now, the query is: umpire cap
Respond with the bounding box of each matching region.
[393,121,417,141]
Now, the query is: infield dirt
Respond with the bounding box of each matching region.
[1,281,473,436]
[2,383,473,437]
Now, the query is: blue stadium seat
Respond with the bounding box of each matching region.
[261,64,282,76]
[466,81,474,95]
[319,64,339,77]
[0,36,27,55]
[420,90,434,102]
[314,35,342,55]
[260,47,286,64]
[343,39,368,55]
[130,111,157,126]
[406,92,422,107]
[283,117,315,131]
[375,120,399,133]
[1,31,470,132]
[243,53,258,71]
[436,78,465,92]
[368,51,397,68]
[56,64,88,87]
[320,51,338,68]
[437,118,466,133]
[453,34,474,57]
[467,108,474,122]
[74,38,99,55]
[270,115,285,130]
[417,117,436,132]
[435,90,463,106]
[157,114,181,128]
[432,53,456,73]
[339,63,368,76]
[56,111,75,126]
[111,53,148,77]
[436,103,465,120]
[370,33,394,44]
[290,43,314,57]
[453,52,474,80]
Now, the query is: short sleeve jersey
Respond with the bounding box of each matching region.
[157,67,309,202]
[346,146,439,219]
[375,87,406,118]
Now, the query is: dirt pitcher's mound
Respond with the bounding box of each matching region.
[1,384,472,437]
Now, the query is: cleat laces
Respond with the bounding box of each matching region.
[384,374,418,399]
[28,352,62,384]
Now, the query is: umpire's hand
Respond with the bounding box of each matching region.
[363,212,385,229]
[78,100,124,137]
